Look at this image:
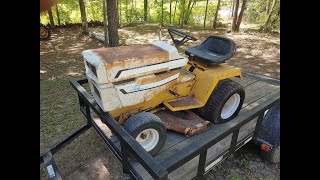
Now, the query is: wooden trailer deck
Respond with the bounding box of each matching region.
[89,73,280,180]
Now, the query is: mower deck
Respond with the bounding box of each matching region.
[155,110,211,136]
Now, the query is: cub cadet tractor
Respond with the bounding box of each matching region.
[82,28,245,156]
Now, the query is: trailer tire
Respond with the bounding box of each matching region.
[261,145,280,163]
[198,79,245,124]
[123,112,167,156]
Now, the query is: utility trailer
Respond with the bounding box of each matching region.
[40,71,280,180]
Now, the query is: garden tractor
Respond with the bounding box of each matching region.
[82,28,245,155]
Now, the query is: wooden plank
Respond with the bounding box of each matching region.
[154,90,279,171]
[92,113,119,143]
[230,76,257,87]
[242,84,279,108]
[237,117,258,142]
[243,81,269,94]
[243,71,280,86]
[205,134,233,164]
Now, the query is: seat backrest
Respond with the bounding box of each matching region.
[200,36,236,56]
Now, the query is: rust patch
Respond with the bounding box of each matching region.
[91,44,169,64]
[137,69,181,85]
[167,95,200,108]
[155,110,211,136]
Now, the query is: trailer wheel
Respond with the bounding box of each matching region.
[198,79,245,124]
[261,145,280,163]
[123,112,167,156]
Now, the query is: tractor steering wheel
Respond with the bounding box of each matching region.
[167,28,197,47]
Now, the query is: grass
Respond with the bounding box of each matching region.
[227,173,241,180]
[40,76,87,152]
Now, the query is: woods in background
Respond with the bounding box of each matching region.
[40,0,280,46]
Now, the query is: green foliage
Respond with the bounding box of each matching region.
[39,0,278,31]
[246,0,280,31]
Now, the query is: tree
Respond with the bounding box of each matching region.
[213,0,221,29]
[266,0,271,14]
[235,0,246,31]
[169,0,172,23]
[179,0,185,26]
[173,0,178,23]
[203,0,209,27]
[184,0,196,25]
[78,0,89,34]
[130,0,133,23]
[103,0,109,47]
[263,0,277,32]
[161,0,164,26]
[126,0,128,23]
[55,2,61,26]
[231,0,239,31]
[106,0,120,46]
[48,7,55,29]
[144,0,148,21]
[231,0,236,17]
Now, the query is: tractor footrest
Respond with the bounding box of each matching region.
[163,95,202,111]
[155,110,211,136]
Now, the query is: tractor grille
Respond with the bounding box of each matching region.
[86,62,97,77]
[93,84,101,99]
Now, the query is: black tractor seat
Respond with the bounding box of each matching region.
[185,35,236,65]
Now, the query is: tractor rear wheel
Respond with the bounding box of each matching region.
[123,112,167,156]
[198,79,245,124]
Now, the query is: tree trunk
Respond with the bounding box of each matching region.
[235,0,246,31]
[103,0,108,47]
[231,0,239,32]
[48,8,55,29]
[169,0,172,24]
[126,0,128,23]
[144,0,148,21]
[179,0,185,26]
[119,0,122,24]
[203,0,209,27]
[213,0,221,29]
[229,0,233,18]
[266,0,271,14]
[231,0,236,17]
[78,0,89,34]
[106,0,120,46]
[173,0,178,24]
[134,0,137,20]
[161,0,164,26]
[184,0,192,25]
[263,0,277,32]
[55,2,60,26]
[130,0,133,23]
[184,0,195,25]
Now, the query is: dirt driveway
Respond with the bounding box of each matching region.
[40,26,279,180]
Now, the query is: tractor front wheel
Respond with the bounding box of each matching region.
[198,79,245,124]
[123,112,167,156]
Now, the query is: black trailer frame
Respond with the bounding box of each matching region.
[40,71,280,180]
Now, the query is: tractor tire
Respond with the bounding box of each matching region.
[123,112,167,156]
[198,79,245,124]
[261,145,280,163]
[40,25,51,40]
